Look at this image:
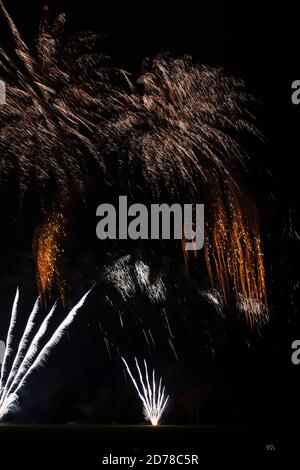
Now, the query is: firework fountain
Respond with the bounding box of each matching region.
[122,357,169,426]
[0,287,91,421]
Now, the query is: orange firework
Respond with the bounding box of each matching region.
[33,204,67,302]
[204,179,267,327]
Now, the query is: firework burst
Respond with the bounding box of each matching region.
[109,54,267,323]
[0,287,91,421]
[0,2,268,324]
[0,2,122,298]
[122,357,169,426]
[0,2,119,200]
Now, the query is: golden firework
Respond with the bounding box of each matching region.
[204,180,267,326]
[33,204,67,302]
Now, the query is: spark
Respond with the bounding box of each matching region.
[237,293,268,326]
[142,329,150,348]
[161,309,174,339]
[104,335,112,360]
[121,357,169,426]
[147,329,156,348]
[168,338,179,361]
[146,276,166,304]
[135,261,150,288]
[201,289,224,317]
[105,256,136,301]
[0,287,92,421]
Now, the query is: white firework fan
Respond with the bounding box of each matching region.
[122,357,169,426]
[0,287,92,421]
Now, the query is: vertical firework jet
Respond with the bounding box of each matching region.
[0,288,92,421]
[122,357,169,426]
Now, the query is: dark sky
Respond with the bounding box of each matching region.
[0,0,299,426]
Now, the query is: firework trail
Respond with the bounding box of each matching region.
[1,302,57,405]
[0,287,19,395]
[122,357,169,426]
[0,297,40,403]
[0,288,92,421]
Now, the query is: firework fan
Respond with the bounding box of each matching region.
[122,357,169,426]
[0,287,91,421]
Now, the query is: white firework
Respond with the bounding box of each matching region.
[122,357,169,426]
[0,287,92,421]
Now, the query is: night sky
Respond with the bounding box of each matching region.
[0,0,299,432]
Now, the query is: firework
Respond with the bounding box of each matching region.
[0,287,92,421]
[0,2,119,201]
[0,2,268,322]
[108,54,267,324]
[110,54,260,196]
[32,202,68,302]
[122,357,169,426]
[0,2,122,298]
[204,179,267,325]
[0,288,19,395]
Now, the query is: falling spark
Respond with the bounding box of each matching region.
[0,287,92,421]
[201,289,224,317]
[168,338,179,361]
[122,357,169,426]
[237,293,268,326]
